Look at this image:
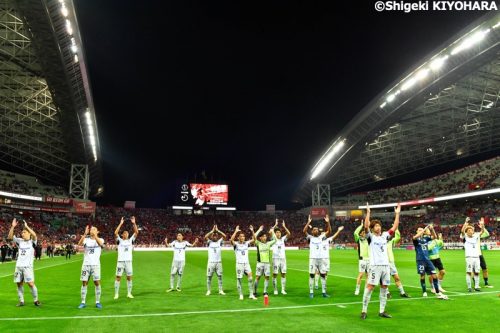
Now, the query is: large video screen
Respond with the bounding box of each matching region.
[190,183,228,206]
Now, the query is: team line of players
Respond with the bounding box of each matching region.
[5,205,496,315]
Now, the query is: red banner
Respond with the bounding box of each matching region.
[73,201,96,214]
[190,184,228,206]
[45,196,72,205]
[311,207,328,217]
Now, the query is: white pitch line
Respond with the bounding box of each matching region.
[0,290,497,321]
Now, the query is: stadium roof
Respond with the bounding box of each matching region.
[296,12,500,203]
[0,0,102,196]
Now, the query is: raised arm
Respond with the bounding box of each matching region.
[164,237,171,247]
[389,204,401,234]
[78,225,90,246]
[460,217,470,236]
[429,224,437,240]
[7,218,17,240]
[282,220,291,238]
[215,225,226,239]
[354,222,363,242]
[364,203,371,233]
[303,215,312,235]
[91,228,104,247]
[230,226,240,245]
[115,217,125,238]
[331,226,344,241]
[189,238,199,247]
[413,226,428,240]
[23,220,37,241]
[324,214,332,237]
[205,225,216,241]
[131,216,139,238]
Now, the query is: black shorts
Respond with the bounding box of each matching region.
[479,255,487,270]
[431,258,444,271]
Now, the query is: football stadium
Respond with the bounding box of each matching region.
[0,1,499,332]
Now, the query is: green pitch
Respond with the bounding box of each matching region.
[0,249,498,332]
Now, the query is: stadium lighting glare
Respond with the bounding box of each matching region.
[74,54,79,63]
[61,5,69,17]
[430,55,448,71]
[401,77,416,91]
[216,207,236,211]
[84,111,98,161]
[358,187,500,209]
[415,68,429,81]
[493,21,500,29]
[451,29,490,55]
[380,101,387,108]
[70,44,77,53]
[310,139,345,180]
[386,94,396,102]
[172,206,193,210]
[66,19,73,35]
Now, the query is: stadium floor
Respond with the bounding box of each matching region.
[0,249,498,332]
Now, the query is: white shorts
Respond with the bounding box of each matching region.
[273,258,287,274]
[81,265,101,281]
[309,258,327,274]
[367,265,390,286]
[236,262,252,278]
[466,257,480,273]
[207,262,223,277]
[389,262,398,276]
[256,262,271,277]
[14,266,34,283]
[171,260,185,275]
[322,258,330,272]
[116,261,133,277]
[358,259,370,273]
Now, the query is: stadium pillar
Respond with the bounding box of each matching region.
[312,184,330,207]
[69,164,90,200]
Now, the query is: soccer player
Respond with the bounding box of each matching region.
[303,214,331,298]
[386,227,410,299]
[165,233,199,292]
[78,225,105,309]
[230,225,257,300]
[413,224,447,300]
[354,220,369,296]
[271,219,291,295]
[428,232,446,293]
[319,218,344,297]
[7,218,40,307]
[360,203,400,320]
[252,224,277,296]
[477,218,493,288]
[460,218,485,292]
[114,216,139,299]
[204,224,226,296]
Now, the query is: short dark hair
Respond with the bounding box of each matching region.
[274,228,281,233]
[370,220,382,228]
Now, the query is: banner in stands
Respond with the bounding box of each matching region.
[73,201,96,214]
[45,196,72,205]
[189,183,228,206]
[266,204,275,212]
[41,207,71,213]
[311,207,328,217]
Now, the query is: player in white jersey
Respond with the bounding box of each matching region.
[319,222,344,297]
[7,218,40,307]
[165,233,199,292]
[460,217,485,292]
[271,219,291,295]
[204,224,226,296]
[230,225,257,300]
[78,225,105,309]
[360,203,400,320]
[303,214,331,298]
[114,216,139,300]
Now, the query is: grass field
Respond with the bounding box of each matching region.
[0,248,498,333]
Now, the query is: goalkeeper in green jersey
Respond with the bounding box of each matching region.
[354,221,369,296]
[251,224,277,296]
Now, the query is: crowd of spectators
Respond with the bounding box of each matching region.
[0,169,67,197]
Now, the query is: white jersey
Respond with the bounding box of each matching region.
[307,233,326,259]
[463,233,481,257]
[82,237,104,266]
[271,236,287,259]
[234,241,251,264]
[367,231,391,266]
[13,237,36,268]
[319,236,335,259]
[170,240,192,261]
[207,238,223,262]
[117,234,136,262]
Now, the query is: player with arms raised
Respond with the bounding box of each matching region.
[460,217,485,292]
[360,203,400,320]
[303,214,331,298]
[165,233,199,292]
[78,225,105,309]
[271,219,291,295]
[252,223,277,296]
[204,224,226,296]
[354,220,369,296]
[7,218,40,307]
[230,225,257,300]
[114,216,139,299]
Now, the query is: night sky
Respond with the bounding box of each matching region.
[73,1,488,210]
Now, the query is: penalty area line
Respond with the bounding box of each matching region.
[0,290,497,321]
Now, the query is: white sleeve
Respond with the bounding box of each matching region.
[283,236,287,242]
[306,235,312,241]
[130,234,136,242]
[12,236,21,245]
